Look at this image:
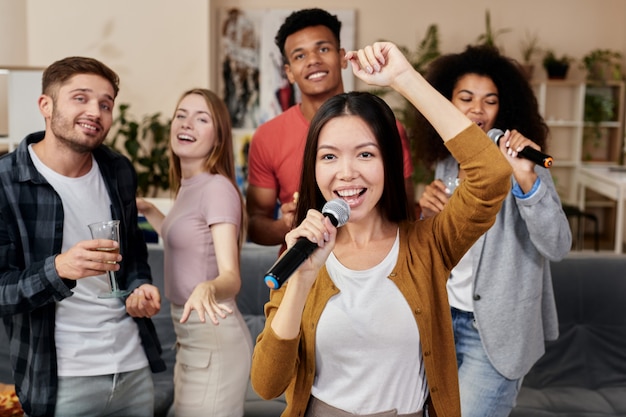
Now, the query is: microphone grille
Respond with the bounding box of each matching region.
[487,128,505,144]
[322,199,350,227]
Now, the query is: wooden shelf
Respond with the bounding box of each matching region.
[532,80,625,204]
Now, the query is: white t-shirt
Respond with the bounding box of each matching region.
[312,230,427,414]
[447,235,483,312]
[29,145,147,376]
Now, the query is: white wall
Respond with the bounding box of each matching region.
[0,1,27,64]
[0,1,28,136]
[24,0,211,120]
[0,0,625,121]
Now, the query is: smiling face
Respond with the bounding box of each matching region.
[451,73,500,132]
[315,115,384,223]
[40,73,115,153]
[283,25,347,100]
[170,93,216,165]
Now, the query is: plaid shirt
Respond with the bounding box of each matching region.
[0,132,165,417]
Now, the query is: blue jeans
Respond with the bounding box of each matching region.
[451,308,520,417]
[54,367,153,417]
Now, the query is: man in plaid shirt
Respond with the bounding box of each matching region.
[0,57,165,417]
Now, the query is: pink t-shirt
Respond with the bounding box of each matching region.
[161,172,241,305]
[248,104,414,206]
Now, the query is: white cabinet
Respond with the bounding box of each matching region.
[0,67,45,153]
[533,80,586,204]
[532,80,625,206]
[534,79,626,248]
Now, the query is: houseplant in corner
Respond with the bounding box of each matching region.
[474,9,511,50]
[581,49,623,82]
[543,50,572,79]
[579,49,623,160]
[582,90,614,160]
[372,24,441,187]
[108,103,171,197]
[401,24,441,186]
[519,31,541,80]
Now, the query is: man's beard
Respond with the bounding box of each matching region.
[50,110,108,154]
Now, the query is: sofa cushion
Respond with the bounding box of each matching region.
[511,253,626,417]
[236,243,280,342]
[514,386,626,416]
[244,384,287,417]
[237,244,287,413]
[147,245,176,417]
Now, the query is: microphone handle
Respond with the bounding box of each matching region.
[519,146,553,168]
[264,238,317,289]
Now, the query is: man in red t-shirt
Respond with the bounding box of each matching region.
[246,8,414,247]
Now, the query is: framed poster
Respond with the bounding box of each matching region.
[231,127,254,195]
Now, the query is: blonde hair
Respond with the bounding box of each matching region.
[168,88,246,245]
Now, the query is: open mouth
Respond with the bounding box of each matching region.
[78,122,99,133]
[307,71,328,80]
[177,134,195,142]
[336,188,366,204]
[336,189,365,198]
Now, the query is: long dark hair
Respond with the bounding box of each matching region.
[294,92,412,226]
[414,45,549,167]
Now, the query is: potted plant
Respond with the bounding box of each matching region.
[372,24,441,186]
[108,103,171,197]
[519,31,540,80]
[581,49,623,82]
[543,50,572,79]
[582,88,615,160]
[475,9,510,49]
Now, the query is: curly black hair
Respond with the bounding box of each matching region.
[414,45,549,167]
[274,8,341,63]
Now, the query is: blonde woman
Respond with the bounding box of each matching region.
[138,88,251,417]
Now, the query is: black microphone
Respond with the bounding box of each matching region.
[264,198,350,290]
[487,128,553,168]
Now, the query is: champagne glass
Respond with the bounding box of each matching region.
[443,176,460,197]
[88,220,130,298]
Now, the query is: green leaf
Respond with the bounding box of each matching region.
[107,103,171,196]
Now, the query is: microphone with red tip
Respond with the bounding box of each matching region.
[264,198,350,290]
[487,128,553,168]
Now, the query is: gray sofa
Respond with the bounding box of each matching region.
[510,252,626,417]
[0,242,286,417]
[3,251,625,416]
